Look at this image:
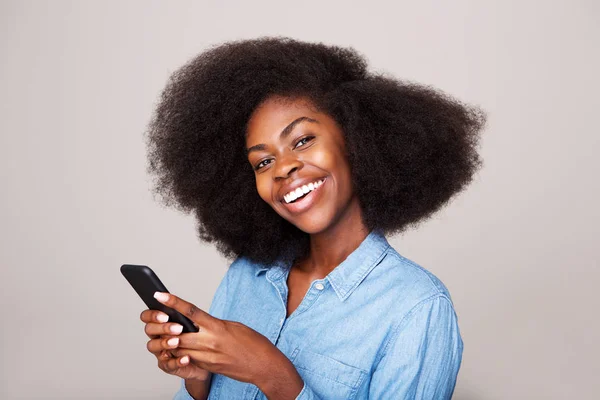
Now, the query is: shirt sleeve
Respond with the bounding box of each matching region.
[294,382,322,400]
[368,294,463,400]
[173,262,233,400]
[173,378,197,400]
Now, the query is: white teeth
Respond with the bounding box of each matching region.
[283,179,325,204]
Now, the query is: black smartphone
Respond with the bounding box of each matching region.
[121,264,199,333]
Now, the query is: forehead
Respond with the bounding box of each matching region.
[245,96,321,143]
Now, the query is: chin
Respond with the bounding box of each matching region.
[266,195,336,234]
[286,212,335,235]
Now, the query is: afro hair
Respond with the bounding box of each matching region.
[146,37,485,266]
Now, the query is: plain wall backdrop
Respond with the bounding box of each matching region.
[1,1,598,399]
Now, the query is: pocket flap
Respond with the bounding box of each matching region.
[293,348,367,389]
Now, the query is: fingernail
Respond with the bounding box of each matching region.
[181,356,189,364]
[167,338,179,347]
[154,292,169,302]
[157,313,169,323]
[170,324,183,334]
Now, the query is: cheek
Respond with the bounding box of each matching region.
[310,146,337,169]
[318,146,350,177]
[255,177,272,203]
[330,151,354,191]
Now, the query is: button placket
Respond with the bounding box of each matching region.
[266,273,289,345]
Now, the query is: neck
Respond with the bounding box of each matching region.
[296,196,370,277]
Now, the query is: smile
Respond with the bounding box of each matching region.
[281,178,327,214]
[283,179,325,204]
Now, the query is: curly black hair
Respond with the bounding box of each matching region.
[146,37,485,266]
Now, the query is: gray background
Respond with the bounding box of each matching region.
[1,1,598,399]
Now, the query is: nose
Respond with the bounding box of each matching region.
[274,152,303,180]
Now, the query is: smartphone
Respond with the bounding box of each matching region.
[121,264,199,333]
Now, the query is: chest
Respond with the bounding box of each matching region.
[286,268,313,318]
[210,266,395,400]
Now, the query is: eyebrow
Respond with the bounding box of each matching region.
[246,116,319,155]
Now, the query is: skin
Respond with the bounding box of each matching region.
[246,95,369,283]
[140,293,295,396]
[140,95,370,399]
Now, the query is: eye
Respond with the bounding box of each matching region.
[254,159,273,171]
[294,136,315,149]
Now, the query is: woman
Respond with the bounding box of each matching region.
[140,37,485,399]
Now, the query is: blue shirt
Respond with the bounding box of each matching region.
[174,230,463,399]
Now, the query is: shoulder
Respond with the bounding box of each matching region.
[223,255,274,281]
[373,246,462,350]
[370,244,457,319]
[387,247,451,297]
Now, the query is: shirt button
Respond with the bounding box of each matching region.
[315,283,325,290]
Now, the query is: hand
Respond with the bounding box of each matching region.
[140,308,211,382]
[152,291,281,386]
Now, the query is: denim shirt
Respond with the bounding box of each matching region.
[174,230,463,399]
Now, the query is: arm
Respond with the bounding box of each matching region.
[255,352,321,400]
[368,295,463,399]
[173,376,212,400]
[185,375,212,399]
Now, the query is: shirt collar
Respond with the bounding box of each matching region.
[254,229,390,302]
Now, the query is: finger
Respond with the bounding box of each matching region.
[146,336,180,355]
[153,292,212,327]
[161,353,192,372]
[159,350,171,361]
[176,329,220,352]
[144,322,184,338]
[166,348,214,372]
[140,309,170,324]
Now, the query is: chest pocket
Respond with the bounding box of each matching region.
[291,348,368,400]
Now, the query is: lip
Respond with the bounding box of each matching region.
[278,176,327,202]
[280,177,327,215]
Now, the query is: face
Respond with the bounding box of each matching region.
[245,96,361,235]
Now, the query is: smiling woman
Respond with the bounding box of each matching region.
[246,96,359,236]
[144,37,485,399]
